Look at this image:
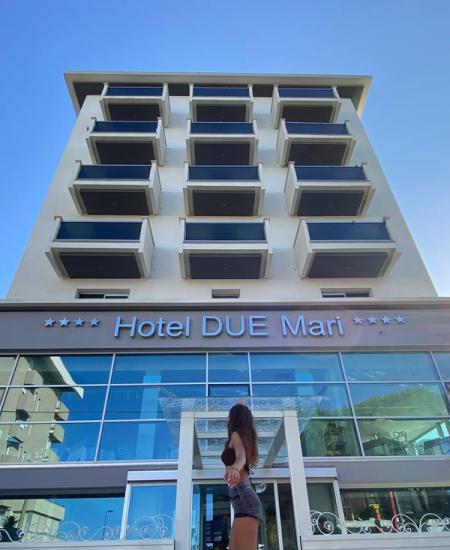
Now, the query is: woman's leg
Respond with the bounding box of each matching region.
[228,517,259,550]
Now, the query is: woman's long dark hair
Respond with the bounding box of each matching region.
[227,403,258,467]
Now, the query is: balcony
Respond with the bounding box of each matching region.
[183,163,263,216]
[276,121,355,167]
[100,84,170,126]
[87,119,166,166]
[186,120,258,165]
[271,86,340,128]
[285,164,373,216]
[69,163,161,216]
[178,219,272,279]
[190,84,253,122]
[294,220,400,278]
[46,220,154,279]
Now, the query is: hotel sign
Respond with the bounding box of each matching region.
[0,307,449,351]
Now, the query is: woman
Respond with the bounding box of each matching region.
[221,403,263,550]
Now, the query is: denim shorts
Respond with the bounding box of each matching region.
[228,480,263,521]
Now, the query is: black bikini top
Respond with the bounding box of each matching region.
[221,441,250,473]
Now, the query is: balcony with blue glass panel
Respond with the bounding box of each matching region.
[87,118,166,166]
[100,83,170,126]
[271,85,340,128]
[190,84,253,123]
[186,119,258,166]
[179,219,272,279]
[46,220,155,279]
[285,163,373,216]
[183,163,263,216]
[276,120,355,167]
[294,220,400,278]
[69,162,161,216]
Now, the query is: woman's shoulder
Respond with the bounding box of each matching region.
[229,431,243,445]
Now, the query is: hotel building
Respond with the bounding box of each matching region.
[0,72,449,550]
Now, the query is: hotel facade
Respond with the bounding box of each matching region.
[0,72,449,550]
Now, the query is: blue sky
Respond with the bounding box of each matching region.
[0,0,449,296]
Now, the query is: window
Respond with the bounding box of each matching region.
[211,289,240,299]
[433,352,450,380]
[342,353,438,382]
[0,357,15,385]
[300,419,362,457]
[77,290,130,299]
[98,420,179,461]
[251,353,343,382]
[112,354,206,384]
[321,289,371,298]
[208,385,250,398]
[208,353,249,382]
[0,495,124,542]
[126,485,176,540]
[357,418,450,456]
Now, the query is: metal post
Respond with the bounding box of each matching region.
[283,409,313,539]
[174,410,195,550]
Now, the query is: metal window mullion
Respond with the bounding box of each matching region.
[0,354,20,413]
[273,481,284,550]
[94,354,116,461]
[332,479,347,533]
[120,481,132,539]
[430,352,450,412]
[338,352,365,456]
[205,352,209,397]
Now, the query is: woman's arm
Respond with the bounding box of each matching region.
[224,431,247,488]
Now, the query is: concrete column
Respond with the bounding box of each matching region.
[174,410,195,550]
[283,409,312,538]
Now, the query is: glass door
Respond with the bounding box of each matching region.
[191,481,296,550]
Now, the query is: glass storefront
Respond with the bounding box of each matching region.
[0,351,449,463]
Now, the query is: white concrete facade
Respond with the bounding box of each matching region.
[6,73,436,302]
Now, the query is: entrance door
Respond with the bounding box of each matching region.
[191,481,297,550]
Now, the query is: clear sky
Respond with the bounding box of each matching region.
[1,0,449,297]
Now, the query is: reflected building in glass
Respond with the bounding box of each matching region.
[0,73,449,550]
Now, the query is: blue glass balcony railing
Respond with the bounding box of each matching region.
[93,121,158,133]
[185,222,266,242]
[307,222,392,242]
[295,166,366,181]
[77,165,152,180]
[286,122,348,135]
[278,87,334,98]
[105,85,164,97]
[190,122,254,134]
[188,165,259,181]
[56,222,142,241]
[193,86,250,97]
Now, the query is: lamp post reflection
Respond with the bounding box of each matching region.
[102,509,114,540]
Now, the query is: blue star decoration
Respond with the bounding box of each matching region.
[43,317,101,327]
[352,314,406,326]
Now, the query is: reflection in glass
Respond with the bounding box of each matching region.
[1,386,107,422]
[208,353,249,382]
[98,421,179,461]
[191,484,230,550]
[112,354,206,384]
[341,487,450,533]
[307,483,341,535]
[300,419,362,457]
[126,485,176,540]
[0,357,15,385]
[105,385,205,419]
[350,383,450,417]
[12,356,112,385]
[277,484,297,550]
[253,384,351,416]
[342,353,437,382]
[358,418,450,456]
[208,385,250,398]
[256,483,279,550]
[434,352,450,380]
[251,354,343,382]
[0,495,123,542]
[0,422,99,463]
